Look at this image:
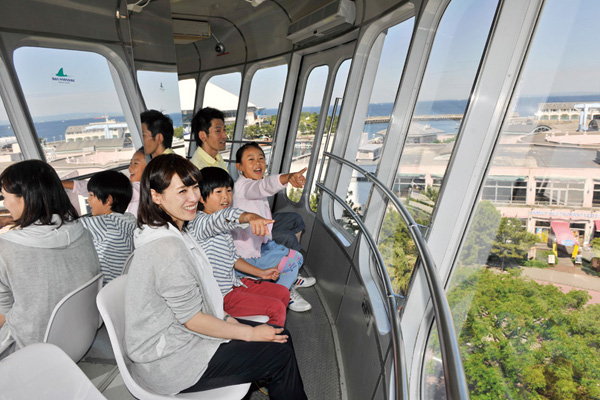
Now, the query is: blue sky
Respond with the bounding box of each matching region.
[0,0,598,125]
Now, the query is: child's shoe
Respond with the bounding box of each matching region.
[289,288,312,312]
[293,275,316,288]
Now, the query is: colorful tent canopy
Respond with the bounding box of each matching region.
[551,221,576,246]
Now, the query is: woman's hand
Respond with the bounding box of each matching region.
[249,324,288,343]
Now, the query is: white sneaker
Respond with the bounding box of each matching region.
[289,288,312,312]
[293,275,316,288]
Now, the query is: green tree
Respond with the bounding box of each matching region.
[445,269,600,400]
[287,187,302,203]
[298,112,319,135]
[340,191,362,235]
[378,209,420,296]
[310,191,320,212]
[225,123,234,139]
[459,201,502,267]
[490,217,538,270]
[174,126,183,139]
[423,186,439,202]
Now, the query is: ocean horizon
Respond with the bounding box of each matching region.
[1,94,597,141]
[0,113,183,141]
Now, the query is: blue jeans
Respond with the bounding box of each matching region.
[238,241,303,289]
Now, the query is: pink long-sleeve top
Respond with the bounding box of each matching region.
[232,173,286,259]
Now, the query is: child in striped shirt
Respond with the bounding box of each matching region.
[80,170,136,285]
[187,167,291,326]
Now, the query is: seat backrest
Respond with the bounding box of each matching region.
[0,343,106,400]
[44,273,103,362]
[97,275,251,400]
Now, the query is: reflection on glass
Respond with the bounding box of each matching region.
[341,19,414,237]
[13,47,135,214]
[203,73,241,164]
[286,65,328,203]
[426,1,600,398]
[311,59,351,212]
[137,70,185,155]
[244,64,288,173]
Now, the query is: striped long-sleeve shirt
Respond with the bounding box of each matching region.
[80,212,136,285]
[187,208,244,296]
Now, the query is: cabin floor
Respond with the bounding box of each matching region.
[79,281,342,400]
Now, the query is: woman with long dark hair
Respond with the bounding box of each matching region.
[125,154,306,398]
[0,160,100,359]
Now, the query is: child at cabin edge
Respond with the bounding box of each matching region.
[232,142,316,311]
[79,170,136,285]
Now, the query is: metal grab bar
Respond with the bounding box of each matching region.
[321,152,470,400]
[316,183,408,400]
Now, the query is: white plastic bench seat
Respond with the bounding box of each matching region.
[0,343,106,400]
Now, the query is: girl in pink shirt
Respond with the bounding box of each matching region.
[232,142,315,312]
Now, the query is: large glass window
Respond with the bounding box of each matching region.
[535,178,585,207]
[482,176,527,204]
[137,70,184,155]
[0,91,20,174]
[286,65,328,203]
[178,78,196,148]
[338,18,414,238]
[202,73,241,164]
[311,59,351,212]
[13,47,135,214]
[393,0,498,226]
[244,64,288,173]
[378,0,498,298]
[425,1,600,398]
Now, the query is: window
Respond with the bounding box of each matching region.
[244,64,288,173]
[428,1,600,398]
[13,47,136,214]
[393,0,499,227]
[311,59,351,212]
[202,73,241,164]
[0,90,20,173]
[379,0,498,299]
[137,70,184,154]
[339,19,414,238]
[482,176,527,204]
[286,65,329,203]
[179,78,196,151]
[592,181,600,206]
[535,178,584,207]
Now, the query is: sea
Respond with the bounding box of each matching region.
[260,95,600,139]
[0,113,183,141]
[0,95,597,142]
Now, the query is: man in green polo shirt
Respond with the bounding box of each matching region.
[190,107,228,171]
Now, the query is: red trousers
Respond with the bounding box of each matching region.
[223,278,290,326]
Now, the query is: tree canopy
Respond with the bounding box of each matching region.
[444,269,600,400]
